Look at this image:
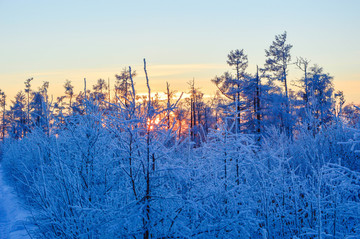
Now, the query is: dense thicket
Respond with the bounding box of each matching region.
[1,33,360,238]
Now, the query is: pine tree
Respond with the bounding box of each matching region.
[115,68,137,107]
[264,32,293,136]
[64,80,74,110]
[213,49,248,133]
[9,91,26,139]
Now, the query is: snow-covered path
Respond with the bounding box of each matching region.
[0,202,9,238]
[0,164,31,239]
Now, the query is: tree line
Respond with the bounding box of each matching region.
[0,32,360,238]
[0,32,358,143]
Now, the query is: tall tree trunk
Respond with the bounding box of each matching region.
[283,66,291,138]
[143,59,151,239]
[236,64,241,134]
[255,66,261,142]
[166,82,171,129]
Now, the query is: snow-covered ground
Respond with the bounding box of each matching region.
[0,164,31,239]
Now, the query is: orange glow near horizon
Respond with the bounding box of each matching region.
[0,64,359,108]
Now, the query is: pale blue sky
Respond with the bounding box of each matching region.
[1,0,359,102]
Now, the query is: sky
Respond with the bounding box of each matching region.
[0,0,359,104]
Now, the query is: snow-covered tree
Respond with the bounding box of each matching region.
[264,32,293,137]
